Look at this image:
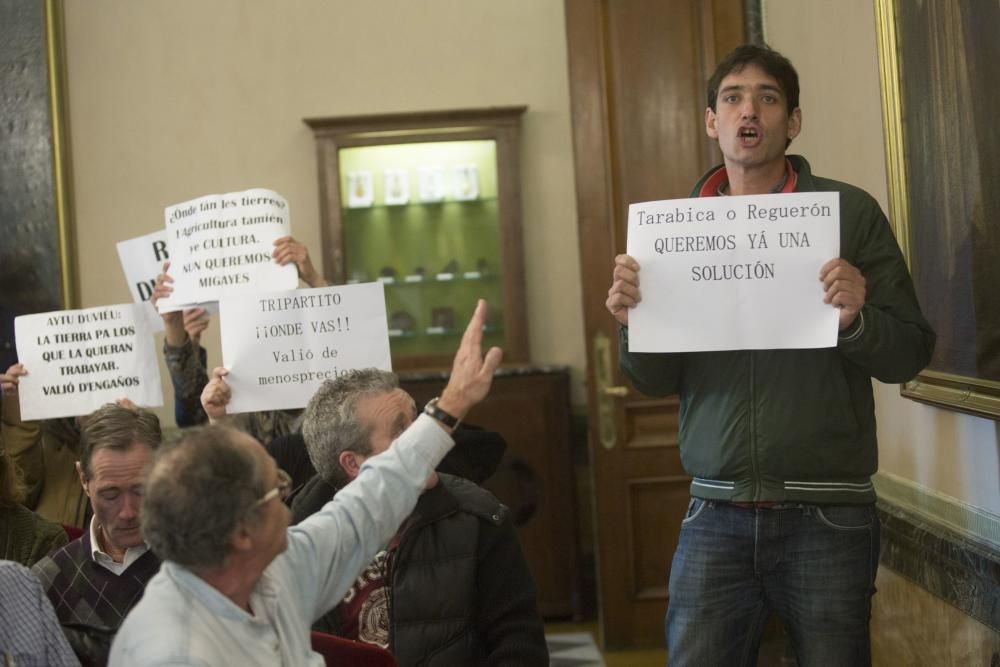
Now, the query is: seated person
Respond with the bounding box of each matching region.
[154,235,327,434]
[296,369,548,666]
[32,403,162,667]
[110,301,502,666]
[2,364,88,528]
[0,437,67,567]
[203,364,506,501]
[0,560,79,666]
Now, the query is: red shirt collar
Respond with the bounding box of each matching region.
[698,159,797,197]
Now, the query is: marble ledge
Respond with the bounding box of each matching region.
[877,498,1000,632]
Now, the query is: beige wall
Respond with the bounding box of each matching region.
[765,0,1000,515]
[63,1,1000,517]
[63,0,587,424]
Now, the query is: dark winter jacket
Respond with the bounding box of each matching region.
[293,473,548,666]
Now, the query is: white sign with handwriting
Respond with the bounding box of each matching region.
[219,283,392,413]
[626,192,840,352]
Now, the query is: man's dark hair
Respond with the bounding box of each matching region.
[78,403,162,478]
[707,43,799,114]
[142,425,267,570]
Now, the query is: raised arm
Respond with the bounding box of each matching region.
[284,300,502,621]
[153,261,210,426]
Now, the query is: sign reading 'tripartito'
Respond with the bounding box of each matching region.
[14,304,163,420]
[159,188,298,310]
[626,191,840,352]
[219,283,392,414]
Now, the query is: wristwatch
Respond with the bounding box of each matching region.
[423,397,460,429]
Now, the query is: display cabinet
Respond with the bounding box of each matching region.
[399,366,580,619]
[305,107,529,369]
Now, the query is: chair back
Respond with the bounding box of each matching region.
[310,630,397,667]
[62,523,84,541]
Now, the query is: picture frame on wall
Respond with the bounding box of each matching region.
[876,0,1000,419]
[383,168,409,206]
[451,163,479,201]
[417,165,446,202]
[0,0,76,370]
[346,170,374,208]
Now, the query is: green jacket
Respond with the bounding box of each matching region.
[619,155,935,504]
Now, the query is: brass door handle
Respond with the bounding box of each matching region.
[593,331,622,449]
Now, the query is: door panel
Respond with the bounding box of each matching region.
[565,0,745,649]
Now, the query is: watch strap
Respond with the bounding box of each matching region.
[424,397,460,429]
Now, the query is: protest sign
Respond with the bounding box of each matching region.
[159,188,298,310]
[115,230,169,332]
[116,230,170,305]
[626,191,840,352]
[116,230,219,324]
[14,304,163,420]
[219,283,391,413]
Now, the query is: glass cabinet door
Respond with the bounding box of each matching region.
[307,107,529,369]
[339,140,505,358]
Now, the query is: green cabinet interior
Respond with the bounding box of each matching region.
[306,107,529,369]
[339,140,505,358]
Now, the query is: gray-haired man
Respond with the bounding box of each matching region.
[294,369,547,666]
[109,300,502,667]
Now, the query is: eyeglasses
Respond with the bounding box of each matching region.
[254,468,292,507]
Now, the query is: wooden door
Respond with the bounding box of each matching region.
[564,0,747,650]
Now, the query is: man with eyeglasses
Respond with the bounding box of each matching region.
[108,300,503,667]
[32,402,163,667]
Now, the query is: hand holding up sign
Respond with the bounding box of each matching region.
[200,367,231,422]
[272,236,327,288]
[183,308,210,347]
[152,262,183,346]
[820,258,867,332]
[153,261,211,347]
[1,363,26,396]
[606,254,642,327]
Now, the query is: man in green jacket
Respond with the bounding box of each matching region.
[606,44,934,666]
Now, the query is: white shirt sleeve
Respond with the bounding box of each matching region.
[273,413,453,622]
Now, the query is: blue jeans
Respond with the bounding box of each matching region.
[666,499,880,667]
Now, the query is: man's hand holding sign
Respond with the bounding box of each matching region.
[820,257,867,333]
